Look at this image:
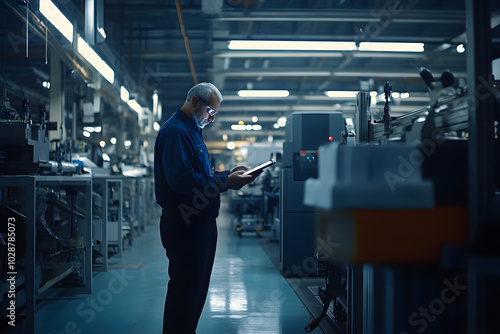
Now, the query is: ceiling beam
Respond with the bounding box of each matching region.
[211,10,464,24]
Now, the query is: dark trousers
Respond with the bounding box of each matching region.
[160,212,217,334]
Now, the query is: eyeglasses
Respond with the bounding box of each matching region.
[197,96,218,117]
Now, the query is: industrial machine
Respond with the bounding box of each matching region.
[280,112,345,277]
[302,66,500,333]
[0,93,94,333]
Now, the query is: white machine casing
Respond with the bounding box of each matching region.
[304,143,435,210]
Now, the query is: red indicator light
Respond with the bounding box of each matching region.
[328,136,333,141]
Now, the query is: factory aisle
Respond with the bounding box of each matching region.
[34,197,314,334]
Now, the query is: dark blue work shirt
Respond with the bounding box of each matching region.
[154,109,230,224]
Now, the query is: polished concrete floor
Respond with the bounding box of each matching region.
[33,198,320,334]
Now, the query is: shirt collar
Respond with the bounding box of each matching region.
[175,108,202,133]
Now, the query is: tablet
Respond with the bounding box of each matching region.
[243,160,276,175]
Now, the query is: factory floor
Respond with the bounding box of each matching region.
[30,196,326,334]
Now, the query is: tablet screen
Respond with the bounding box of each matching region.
[243,160,276,175]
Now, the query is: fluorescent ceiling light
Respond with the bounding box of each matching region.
[326,91,378,98]
[98,27,106,39]
[358,42,424,52]
[152,91,159,116]
[120,86,130,102]
[231,124,261,131]
[325,91,358,98]
[238,90,289,98]
[153,122,161,131]
[39,0,73,43]
[277,116,287,127]
[228,40,356,51]
[83,126,102,133]
[77,36,114,84]
[231,124,246,130]
[127,99,142,113]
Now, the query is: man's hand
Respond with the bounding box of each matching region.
[228,170,255,190]
[230,165,249,174]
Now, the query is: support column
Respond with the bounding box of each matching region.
[49,50,66,145]
[466,0,497,333]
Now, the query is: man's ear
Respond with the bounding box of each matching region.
[191,96,200,108]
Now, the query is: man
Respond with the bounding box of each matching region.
[154,82,259,333]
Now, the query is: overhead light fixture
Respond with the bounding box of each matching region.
[325,91,358,98]
[358,42,424,52]
[83,126,102,133]
[127,99,142,113]
[98,27,106,39]
[277,116,287,127]
[120,86,129,102]
[231,124,246,130]
[42,81,50,89]
[456,44,465,53]
[400,92,410,99]
[325,91,378,98]
[227,142,236,150]
[228,40,357,51]
[153,122,161,131]
[99,140,106,148]
[39,0,74,43]
[252,116,259,123]
[82,131,91,138]
[124,140,132,148]
[230,124,262,131]
[110,137,117,145]
[77,36,114,84]
[238,90,289,98]
[152,90,159,117]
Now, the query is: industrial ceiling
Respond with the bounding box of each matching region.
[2,0,498,147]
